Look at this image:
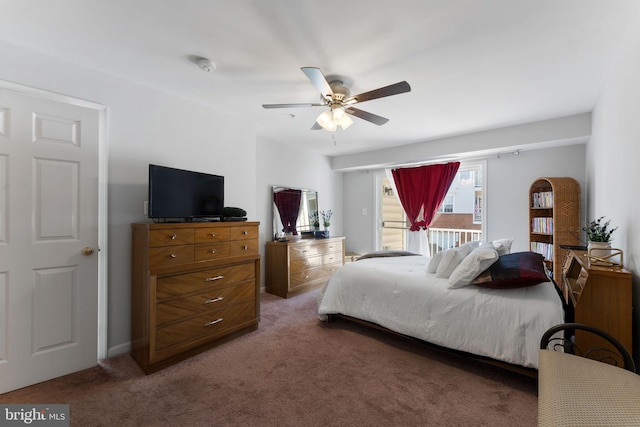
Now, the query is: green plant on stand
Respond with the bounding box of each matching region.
[583,216,618,264]
[582,216,617,242]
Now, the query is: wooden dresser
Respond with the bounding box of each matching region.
[265,237,345,298]
[131,221,260,373]
[562,249,632,354]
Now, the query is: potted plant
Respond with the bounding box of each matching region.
[310,212,320,230]
[582,216,617,259]
[314,210,333,238]
[583,216,617,242]
[321,209,333,230]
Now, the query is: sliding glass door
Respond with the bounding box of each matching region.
[375,161,485,254]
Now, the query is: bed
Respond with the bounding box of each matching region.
[317,242,566,370]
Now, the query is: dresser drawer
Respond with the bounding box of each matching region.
[149,245,195,268]
[230,239,259,256]
[149,229,194,247]
[290,253,343,272]
[156,281,255,326]
[194,242,231,262]
[156,263,256,300]
[194,227,231,243]
[155,299,256,351]
[290,264,340,287]
[289,241,342,259]
[229,225,259,240]
[132,222,260,373]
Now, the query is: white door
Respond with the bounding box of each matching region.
[0,88,101,393]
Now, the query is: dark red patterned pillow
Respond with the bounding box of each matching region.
[472,252,550,289]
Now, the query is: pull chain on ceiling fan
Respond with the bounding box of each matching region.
[262,67,411,131]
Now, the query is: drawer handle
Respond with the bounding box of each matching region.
[242,245,248,250]
[169,253,177,258]
[203,297,224,304]
[170,234,177,240]
[204,318,223,327]
[302,250,308,253]
[210,232,217,237]
[204,275,224,282]
[210,249,217,254]
[243,231,248,235]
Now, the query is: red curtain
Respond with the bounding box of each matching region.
[391,162,460,231]
[274,189,302,234]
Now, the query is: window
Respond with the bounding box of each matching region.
[376,161,486,254]
[438,194,454,213]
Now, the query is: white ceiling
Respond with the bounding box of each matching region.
[1,0,639,156]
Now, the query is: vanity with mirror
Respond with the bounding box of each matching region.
[271,186,318,239]
[266,185,344,298]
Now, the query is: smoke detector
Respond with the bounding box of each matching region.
[197,58,215,72]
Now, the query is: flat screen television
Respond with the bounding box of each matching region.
[148,164,224,221]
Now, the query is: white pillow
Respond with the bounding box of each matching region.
[435,247,467,278]
[432,241,480,277]
[448,243,499,289]
[492,238,513,256]
[427,250,444,273]
[459,240,481,256]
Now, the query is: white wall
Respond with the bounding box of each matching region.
[255,136,343,245]
[342,144,586,255]
[342,170,377,254]
[0,41,257,356]
[590,26,640,359]
[487,144,586,251]
[332,114,591,171]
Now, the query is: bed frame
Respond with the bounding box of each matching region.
[324,280,571,379]
[325,313,538,378]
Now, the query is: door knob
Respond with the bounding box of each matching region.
[82,247,95,256]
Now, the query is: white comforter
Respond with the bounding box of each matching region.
[317,255,564,369]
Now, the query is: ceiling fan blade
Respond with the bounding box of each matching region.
[301,67,334,100]
[311,122,322,130]
[262,103,324,109]
[345,81,411,105]
[345,107,389,126]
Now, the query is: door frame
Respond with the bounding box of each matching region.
[1,79,108,360]
[374,171,405,251]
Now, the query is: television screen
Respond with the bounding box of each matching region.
[148,164,224,220]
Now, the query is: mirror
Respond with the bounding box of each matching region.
[272,186,318,239]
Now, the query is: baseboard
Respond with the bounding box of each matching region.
[107,342,131,358]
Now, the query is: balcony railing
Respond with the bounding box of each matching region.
[428,227,482,255]
[381,221,482,255]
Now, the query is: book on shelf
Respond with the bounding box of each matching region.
[531,217,553,234]
[532,191,554,208]
[531,241,553,260]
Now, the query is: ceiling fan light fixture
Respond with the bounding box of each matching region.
[316,109,334,131]
[338,114,353,130]
[324,119,338,132]
[332,106,346,121]
[316,106,352,132]
[264,67,410,132]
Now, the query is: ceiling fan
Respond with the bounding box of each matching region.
[262,67,411,131]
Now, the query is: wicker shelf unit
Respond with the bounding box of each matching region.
[529,177,581,284]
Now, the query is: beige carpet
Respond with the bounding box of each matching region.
[1,291,537,426]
